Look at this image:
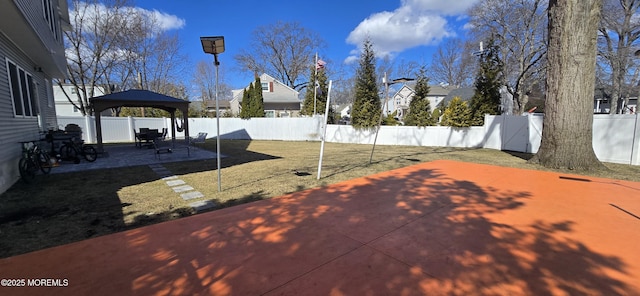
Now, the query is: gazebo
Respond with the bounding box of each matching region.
[90,89,191,152]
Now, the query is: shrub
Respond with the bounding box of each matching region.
[441,97,472,127]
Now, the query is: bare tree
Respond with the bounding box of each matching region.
[193,61,216,102]
[530,0,604,170]
[192,60,233,117]
[63,1,188,117]
[468,0,548,114]
[429,38,476,87]
[395,59,421,79]
[234,21,326,90]
[597,0,640,114]
[61,0,132,115]
[119,11,188,96]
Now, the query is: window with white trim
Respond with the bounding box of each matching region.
[6,59,38,117]
[261,82,269,91]
[42,0,59,41]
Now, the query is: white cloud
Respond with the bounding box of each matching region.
[71,2,185,33]
[344,0,480,63]
[134,8,186,31]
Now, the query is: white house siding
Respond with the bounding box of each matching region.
[392,85,449,120]
[0,0,67,194]
[0,35,46,194]
[53,84,107,117]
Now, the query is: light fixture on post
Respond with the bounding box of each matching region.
[201,36,225,192]
[370,74,414,163]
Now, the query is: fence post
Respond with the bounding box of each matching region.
[631,113,640,165]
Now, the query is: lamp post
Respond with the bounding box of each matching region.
[369,73,414,163]
[201,36,225,192]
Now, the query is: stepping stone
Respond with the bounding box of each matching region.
[166,179,186,187]
[181,191,204,200]
[161,175,178,180]
[190,200,217,212]
[172,185,194,193]
[148,164,164,169]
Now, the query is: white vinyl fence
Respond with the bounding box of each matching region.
[57,113,640,165]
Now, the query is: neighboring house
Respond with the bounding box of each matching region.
[335,103,351,118]
[53,83,109,116]
[390,83,452,120]
[1,0,70,193]
[594,97,638,114]
[230,73,301,117]
[205,100,231,116]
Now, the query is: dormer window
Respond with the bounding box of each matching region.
[260,81,275,92]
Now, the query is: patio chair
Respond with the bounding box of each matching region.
[189,132,207,146]
[134,128,148,148]
[160,128,167,140]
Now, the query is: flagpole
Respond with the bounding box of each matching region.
[313,52,318,116]
[317,80,332,180]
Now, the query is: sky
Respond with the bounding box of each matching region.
[130,0,481,91]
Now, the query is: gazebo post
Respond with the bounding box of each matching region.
[170,111,176,146]
[182,107,190,146]
[95,111,104,153]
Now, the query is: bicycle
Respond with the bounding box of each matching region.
[18,140,52,183]
[58,137,98,163]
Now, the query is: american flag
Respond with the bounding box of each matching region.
[316,59,326,70]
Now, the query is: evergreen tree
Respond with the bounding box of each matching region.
[382,110,400,125]
[432,108,441,125]
[469,37,504,125]
[239,76,266,118]
[239,83,252,119]
[301,64,329,116]
[250,76,265,117]
[441,97,472,127]
[351,38,381,129]
[404,67,434,126]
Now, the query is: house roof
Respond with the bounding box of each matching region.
[205,100,231,109]
[392,83,453,97]
[442,87,475,106]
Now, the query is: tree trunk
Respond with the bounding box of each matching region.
[530,0,604,170]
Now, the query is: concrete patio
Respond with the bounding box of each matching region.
[1,160,638,295]
[49,141,219,174]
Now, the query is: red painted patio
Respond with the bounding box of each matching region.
[1,160,639,295]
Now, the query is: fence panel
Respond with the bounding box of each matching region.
[56,114,640,165]
[592,114,637,164]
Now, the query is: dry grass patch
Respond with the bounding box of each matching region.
[1,140,640,258]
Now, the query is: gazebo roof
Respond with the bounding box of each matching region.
[90,89,190,112]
